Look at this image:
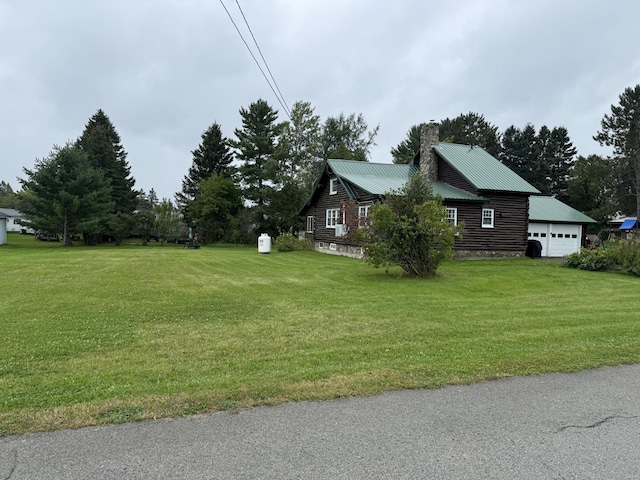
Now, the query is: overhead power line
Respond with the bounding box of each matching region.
[219,0,291,120]
[234,0,291,117]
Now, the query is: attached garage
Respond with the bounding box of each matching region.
[528,196,596,257]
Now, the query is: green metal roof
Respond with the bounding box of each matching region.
[327,159,485,201]
[328,159,413,195]
[433,143,540,194]
[529,196,596,223]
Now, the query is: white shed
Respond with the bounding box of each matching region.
[528,196,596,257]
[0,212,7,245]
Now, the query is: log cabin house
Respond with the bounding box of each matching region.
[299,122,542,258]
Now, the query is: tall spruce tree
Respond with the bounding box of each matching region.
[594,84,640,219]
[175,122,234,223]
[77,109,137,215]
[500,124,576,194]
[546,127,577,200]
[229,99,281,236]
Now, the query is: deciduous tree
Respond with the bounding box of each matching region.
[358,174,461,277]
[189,173,243,243]
[439,112,501,157]
[321,113,379,162]
[154,198,182,245]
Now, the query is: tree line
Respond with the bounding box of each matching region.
[391,85,640,227]
[4,101,379,246]
[3,85,640,245]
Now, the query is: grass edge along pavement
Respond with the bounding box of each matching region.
[1,234,639,436]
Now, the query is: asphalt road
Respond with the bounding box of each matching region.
[2,364,639,479]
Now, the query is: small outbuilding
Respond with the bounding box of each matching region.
[0,211,7,245]
[528,196,596,257]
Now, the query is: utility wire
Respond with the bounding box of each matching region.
[234,0,291,118]
[219,0,291,120]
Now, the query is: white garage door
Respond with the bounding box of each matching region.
[528,223,582,257]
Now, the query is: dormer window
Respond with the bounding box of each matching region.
[329,178,338,195]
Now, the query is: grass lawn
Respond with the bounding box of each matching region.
[1,232,639,436]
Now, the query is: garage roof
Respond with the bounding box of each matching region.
[529,196,596,223]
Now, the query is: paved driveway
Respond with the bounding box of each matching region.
[2,364,639,479]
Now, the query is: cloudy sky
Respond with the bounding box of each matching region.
[2,0,639,201]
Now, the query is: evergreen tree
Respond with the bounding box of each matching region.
[391,124,422,164]
[19,144,112,246]
[175,122,234,222]
[189,173,243,243]
[594,84,640,219]
[500,124,576,194]
[77,109,137,215]
[547,127,577,200]
[566,154,615,225]
[439,112,501,157]
[500,124,539,187]
[0,181,20,209]
[229,99,281,236]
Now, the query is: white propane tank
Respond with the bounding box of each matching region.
[258,233,271,254]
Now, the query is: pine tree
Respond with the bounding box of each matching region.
[175,122,234,222]
[595,84,640,219]
[229,99,281,235]
[391,124,422,164]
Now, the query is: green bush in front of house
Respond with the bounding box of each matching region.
[274,231,313,252]
[564,248,613,272]
[564,240,640,276]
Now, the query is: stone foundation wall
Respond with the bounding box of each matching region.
[314,243,525,261]
[314,241,363,259]
[454,250,525,260]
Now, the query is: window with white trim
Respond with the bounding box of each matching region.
[482,208,494,228]
[306,216,314,233]
[358,205,371,226]
[329,178,338,195]
[326,208,339,228]
[445,207,457,225]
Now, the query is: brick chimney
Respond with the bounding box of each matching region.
[419,121,439,181]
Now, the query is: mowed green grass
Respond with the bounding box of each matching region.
[1,233,639,436]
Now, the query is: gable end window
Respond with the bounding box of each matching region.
[306,216,314,233]
[329,178,338,195]
[445,207,457,225]
[482,208,494,228]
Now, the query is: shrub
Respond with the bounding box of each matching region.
[606,241,640,277]
[563,248,613,272]
[274,231,313,252]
